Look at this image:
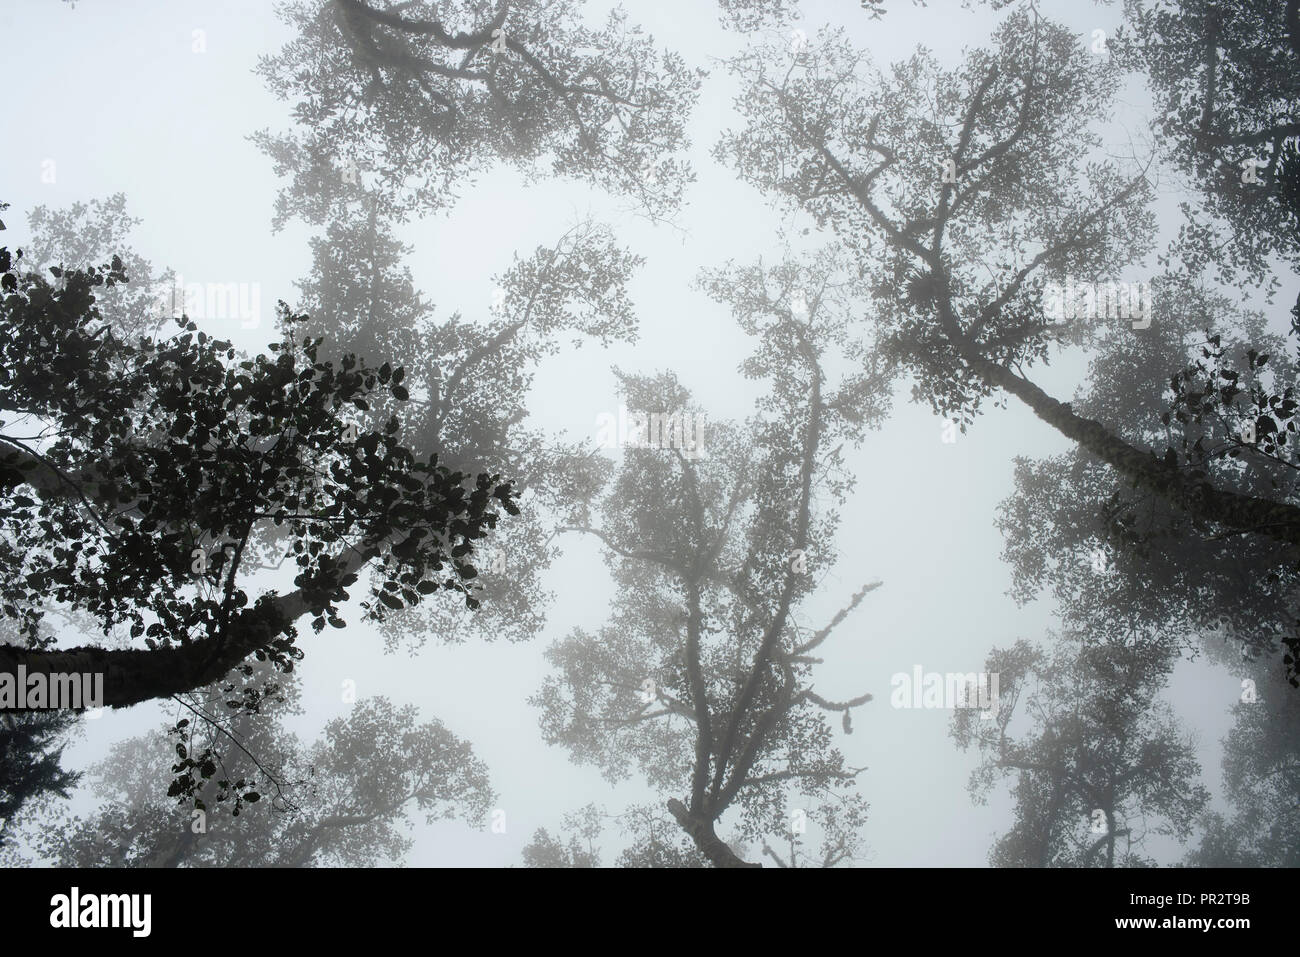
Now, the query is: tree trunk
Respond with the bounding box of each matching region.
[0,555,358,709]
[667,798,761,868]
[953,337,1300,549]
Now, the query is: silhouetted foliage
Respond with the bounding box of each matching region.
[0,218,518,715]
[0,710,80,849]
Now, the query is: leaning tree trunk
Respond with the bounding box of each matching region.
[667,798,761,869]
[941,316,1300,550]
[0,551,368,710]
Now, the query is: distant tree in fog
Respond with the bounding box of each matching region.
[289,205,643,652]
[1108,0,1300,287]
[531,254,886,866]
[1185,659,1300,867]
[951,637,1209,867]
[254,0,703,226]
[11,665,492,867]
[521,803,710,867]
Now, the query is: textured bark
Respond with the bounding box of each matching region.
[0,551,365,710]
[1,606,287,711]
[2,435,397,710]
[667,798,761,869]
[950,335,1300,549]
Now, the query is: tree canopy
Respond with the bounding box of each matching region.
[6,0,1300,871]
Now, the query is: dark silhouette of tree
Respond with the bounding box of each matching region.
[952,637,1209,867]
[2,192,644,820]
[532,254,886,866]
[0,710,80,850]
[253,0,703,226]
[0,214,519,715]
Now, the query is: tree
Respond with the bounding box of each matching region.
[951,637,1210,867]
[976,184,1300,863]
[253,0,703,226]
[8,0,682,838]
[995,279,1300,660]
[532,253,885,866]
[1109,0,1300,288]
[0,218,519,713]
[715,7,1300,641]
[520,803,602,867]
[0,711,80,850]
[2,189,645,821]
[520,803,712,867]
[12,663,493,867]
[983,283,1300,865]
[287,203,642,651]
[1185,662,1300,867]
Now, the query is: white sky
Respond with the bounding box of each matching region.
[0,0,1269,866]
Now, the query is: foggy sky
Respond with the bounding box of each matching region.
[0,0,1273,866]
